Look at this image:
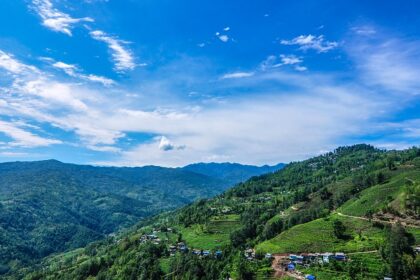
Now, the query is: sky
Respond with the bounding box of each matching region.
[0,0,419,167]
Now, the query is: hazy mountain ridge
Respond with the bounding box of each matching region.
[0,159,283,274]
[22,145,420,280]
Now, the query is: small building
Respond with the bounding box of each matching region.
[265,253,273,259]
[335,252,346,261]
[244,248,255,260]
[215,250,222,258]
[147,234,158,240]
[305,275,316,280]
[203,250,211,257]
[321,253,334,263]
[289,254,298,261]
[192,249,201,255]
[287,263,295,271]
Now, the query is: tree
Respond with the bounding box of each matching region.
[380,223,416,280]
[333,220,346,239]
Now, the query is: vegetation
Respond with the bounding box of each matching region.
[3,144,420,279]
[0,160,278,276]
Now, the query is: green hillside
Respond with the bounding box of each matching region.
[0,160,276,276]
[13,145,420,280]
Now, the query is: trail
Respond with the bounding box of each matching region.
[336,212,420,229]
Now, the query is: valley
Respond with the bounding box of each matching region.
[10,144,419,280]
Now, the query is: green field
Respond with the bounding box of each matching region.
[302,252,385,280]
[178,214,241,250]
[256,215,383,254]
[339,170,420,217]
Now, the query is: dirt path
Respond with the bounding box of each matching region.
[347,250,377,255]
[336,212,420,229]
[271,254,305,279]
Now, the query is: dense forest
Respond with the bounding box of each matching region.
[0,160,282,276]
[14,144,419,280]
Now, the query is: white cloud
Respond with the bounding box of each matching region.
[279,54,303,65]
[281,34,338,53]
[215,32,230,43]
[348,36,420,95]
[351,26,377,36]
[0,51,38,74]
[294,65,307,72]
[224,27,230,31]
[260,54,306,71]
[0,120,61,147]
[221,72,255,79]
[51,60,115,86]
[219,35,229,42]
[158,136,185,151]
[1,28,420,166]
[52,61,78,76]
[31,0,93,36]
[90,30,136,72]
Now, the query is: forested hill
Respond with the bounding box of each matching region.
[0,160,282,275]
[24,144,420,280]
[183,162,285,186]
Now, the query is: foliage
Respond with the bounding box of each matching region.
[6,145,420,279]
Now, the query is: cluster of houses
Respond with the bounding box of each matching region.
[286,252,347,270]
[140,233,162,245]
[168,242,223,258]
[244,249,273,260]
[192,249,223,258]
[169,242,188,256]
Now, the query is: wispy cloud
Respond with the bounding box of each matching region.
[348,33,420,95]
[221,72,255,79]
[0,120,61,148]
[51,60,115,86]
[281,34,338,53]
[90,30,136,72]
[31,0,93,36]
[260,54,306,71]
[0,50,38,74]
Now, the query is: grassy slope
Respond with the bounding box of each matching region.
[256,214,384,254]
[257,166,420,255]
[178,214,240,250]
[339,169,420,216]
[302,252,384,280]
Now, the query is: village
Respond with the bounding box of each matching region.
[137,227,353,279]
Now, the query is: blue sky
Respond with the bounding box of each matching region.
[0,0,419,166]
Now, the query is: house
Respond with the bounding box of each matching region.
[289,254,298,261]
[384,278,392,280]
[335,252,346,261]
[305,275,316,280]
[265,253,273,259]
[147,234,158,240]
[192,249,201,255]
[287,263,295,271]
[321,253,334,263]
[215,250,222,258]
[203,250,211,257]
[244,248,255,260]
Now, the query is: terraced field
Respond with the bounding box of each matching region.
[256,215,384,254]
[178,215,241,250]
[339,170,420,217]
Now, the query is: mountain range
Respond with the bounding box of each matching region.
[16,144,419,280]
[0,159,283,274]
